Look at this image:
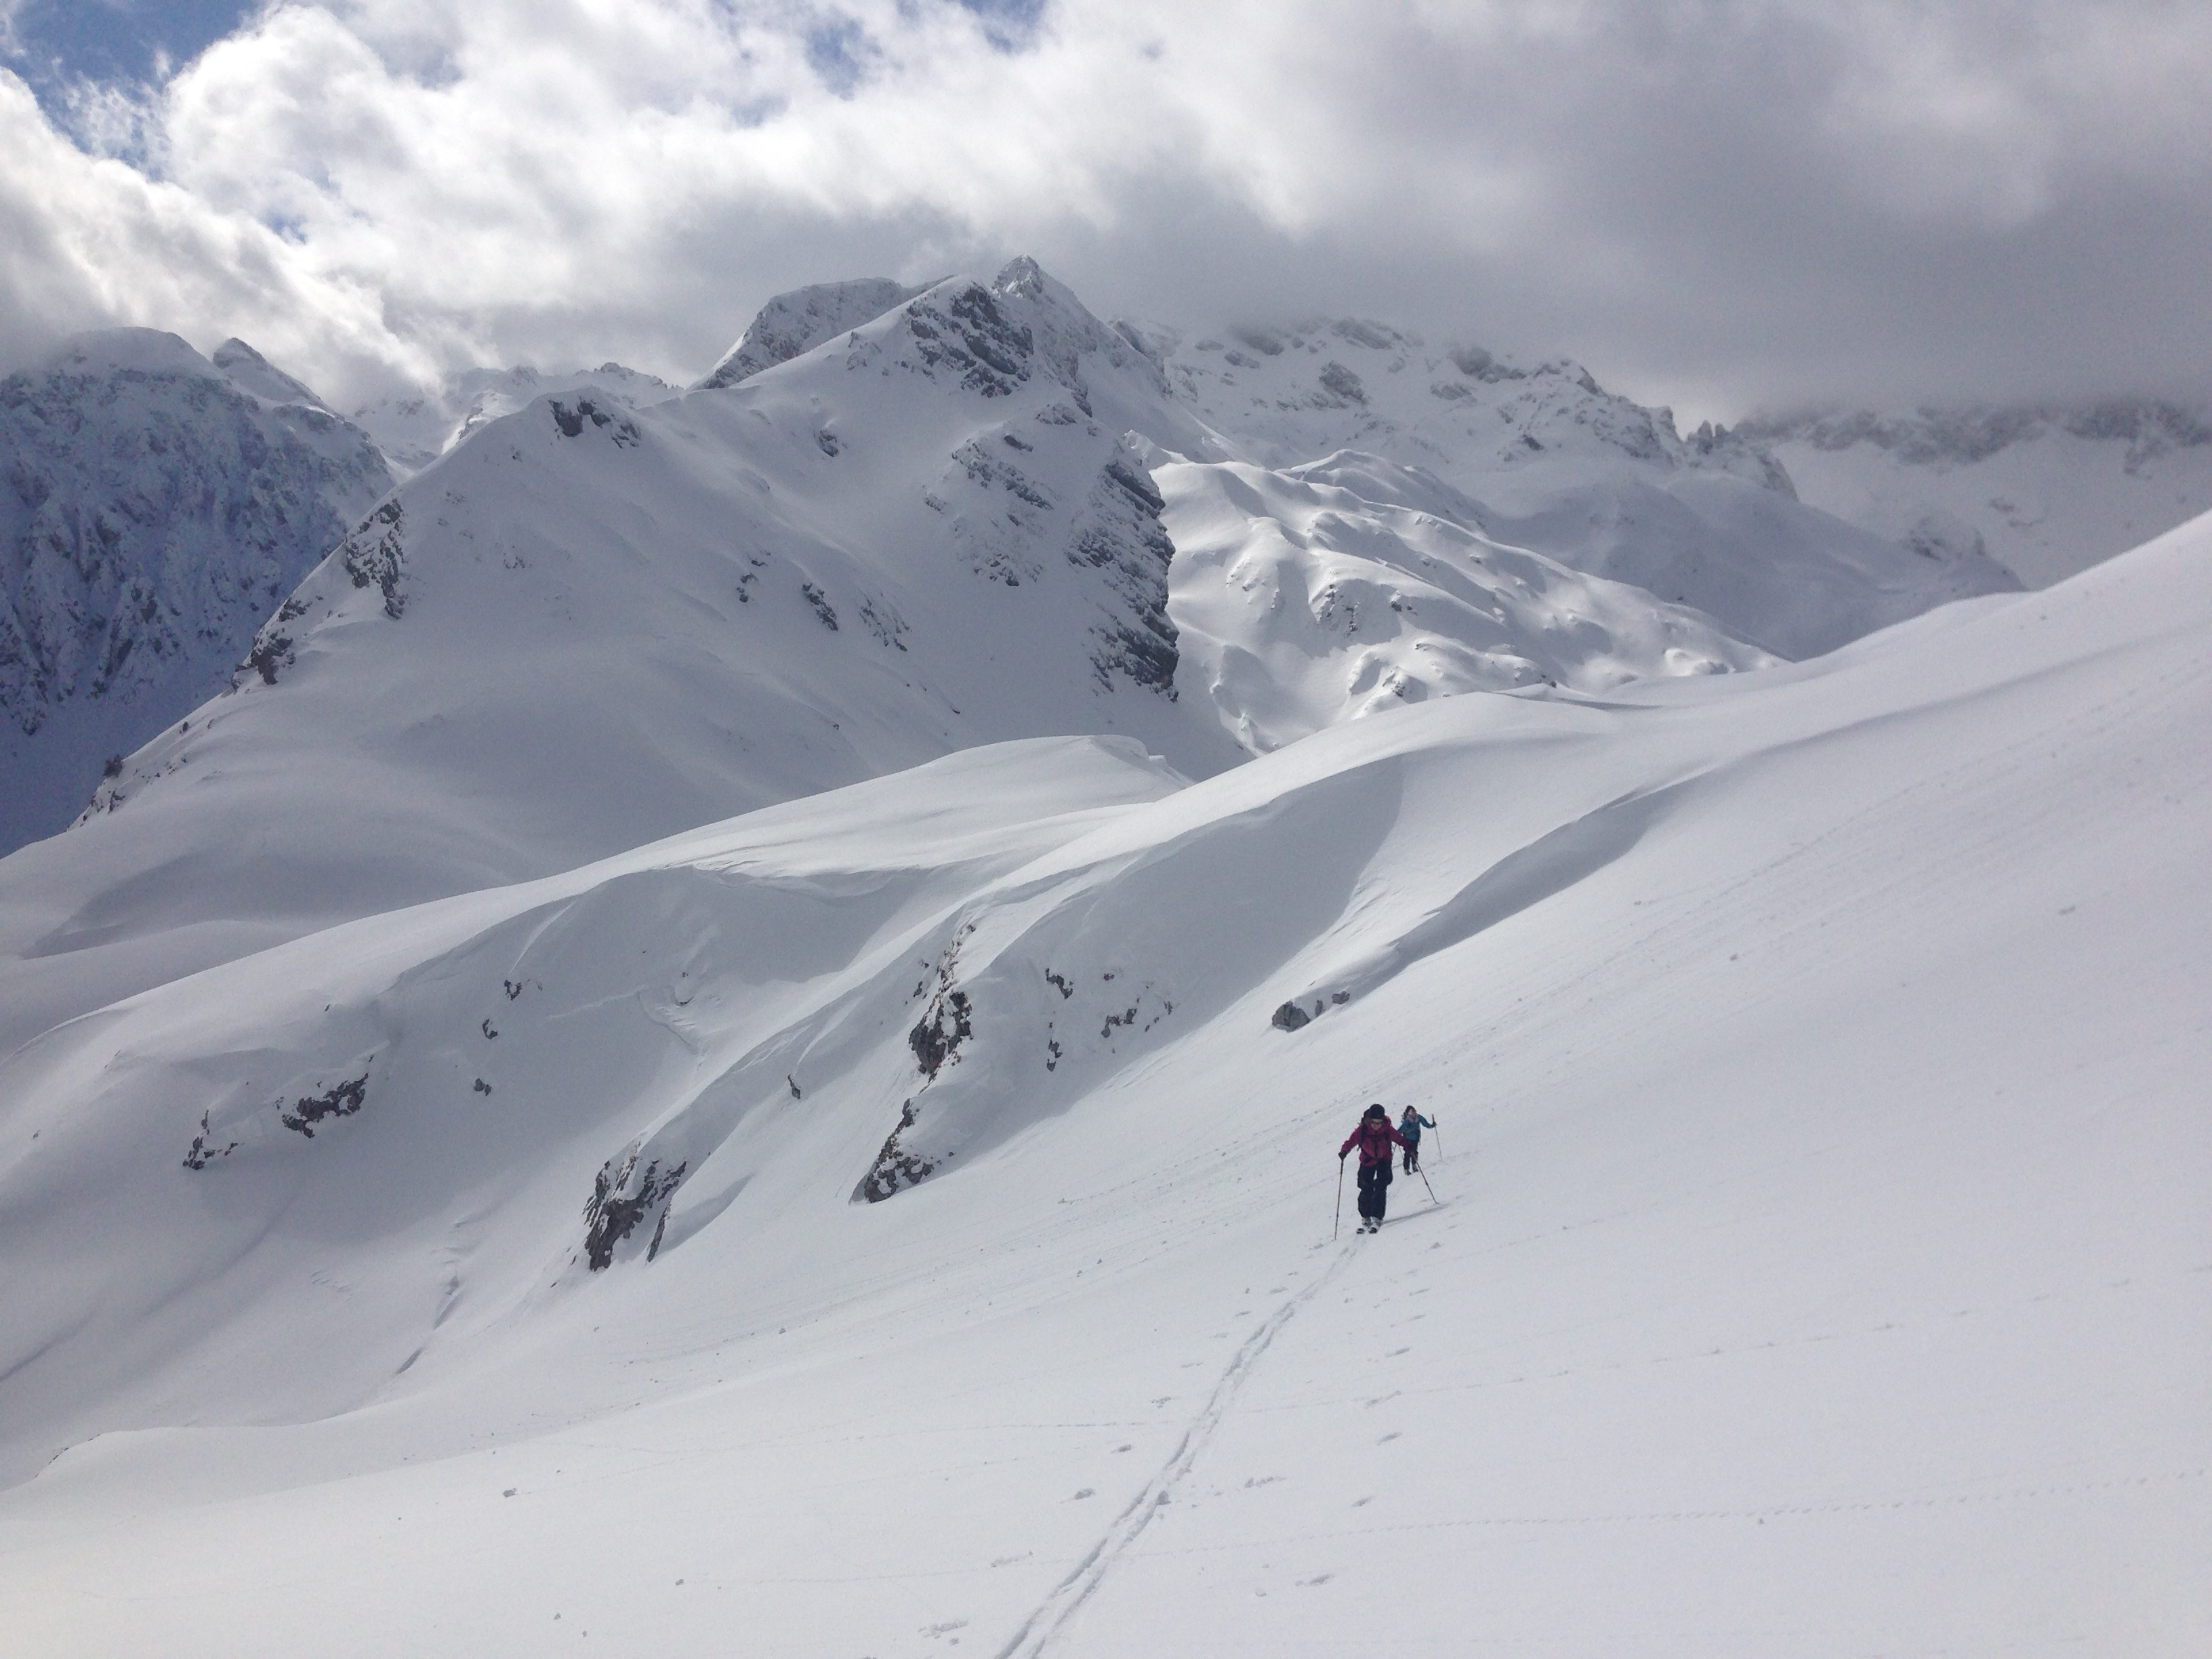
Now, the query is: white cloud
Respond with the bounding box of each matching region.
[2,0,2207,415]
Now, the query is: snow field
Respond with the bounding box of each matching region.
[1160,453,1771,755]
[1,516,2206,1654]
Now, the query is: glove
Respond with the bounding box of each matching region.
[1338,1149,1348,1160]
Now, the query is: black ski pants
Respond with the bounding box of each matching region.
[1403,1141,1420,1173]
[1356,1160,1392,1221]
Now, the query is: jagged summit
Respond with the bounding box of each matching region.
[1128,314,1790,488]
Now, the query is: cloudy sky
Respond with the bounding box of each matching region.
[1,0,2206,419]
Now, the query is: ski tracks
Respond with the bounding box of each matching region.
[994,1245,1352,1659]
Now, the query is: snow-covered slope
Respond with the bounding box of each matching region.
[1128,317,2022,655]
[0,330,393,853]
[0,512,2203,1656]
[348,361,681,476]
[0,262,1248,1057]
[1744,398,2212,587]
[1160,451,1774,754]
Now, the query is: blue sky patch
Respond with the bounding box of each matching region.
[4,0,259,103]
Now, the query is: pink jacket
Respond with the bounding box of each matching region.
[1341,1120,1411,1168]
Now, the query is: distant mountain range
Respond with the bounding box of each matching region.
[1744,400,2212,588]
[4,266,2200,866]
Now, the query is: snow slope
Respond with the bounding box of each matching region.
[0,330,392,852]
[1,512,2204,1656]
[1746,398,2212,588]
[1130,317,2022,655]
[1160,451,1774,754]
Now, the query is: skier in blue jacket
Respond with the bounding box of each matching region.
[1398,1106,1435,1173]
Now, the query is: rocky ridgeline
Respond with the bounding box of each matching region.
[1739,396,2212,586]
[1741,398,2211,471]
[1124,314,1793,491]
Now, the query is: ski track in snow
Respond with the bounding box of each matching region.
[996,1243,1355,1659]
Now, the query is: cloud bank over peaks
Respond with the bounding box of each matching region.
[0,1,2207,416]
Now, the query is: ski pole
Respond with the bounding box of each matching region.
[1417,1164,1440,1207]
[1333,1157,1346,1240]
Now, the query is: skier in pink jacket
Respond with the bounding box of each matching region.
[1339,1104,1414,1234]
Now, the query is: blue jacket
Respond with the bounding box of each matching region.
[1398,1112,1433,1142]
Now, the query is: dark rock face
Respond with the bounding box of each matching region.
[227,497,408,693]
[901,284,1033,398]
[0,331,391,851]
[858,1099,934,1204]
[909,987,973,1078]
[860,928,976,1202]
[1317,362,1368,406]
[1067,444,1179,695]
[340,499,409,620]
[548,396,640,447]
[279,1073,371,1136]
[582,1144,688,1270]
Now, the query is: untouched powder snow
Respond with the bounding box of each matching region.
[0,512,2205,1656]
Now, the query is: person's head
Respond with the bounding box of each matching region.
[1364,1103,1387,1123]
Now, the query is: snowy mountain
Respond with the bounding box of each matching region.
[0,262,1251,1056]
[1,508,2203,1655]
[0,330,392,853]
[2,261,1832,1058]
[1744,398,2212,587]
[348,361,682,476]
[1125,316,2023,655]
